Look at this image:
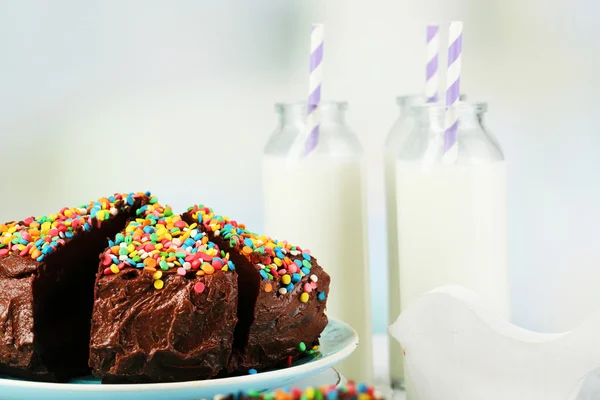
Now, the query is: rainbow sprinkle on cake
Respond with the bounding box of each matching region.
[100,201,235,291]
[0,192,148,263]
[185,205,326,303]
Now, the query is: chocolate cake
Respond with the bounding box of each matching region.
[1,195,331,383]
[183,205,330,374]
[0,192,149,381]
[89,203,238,382]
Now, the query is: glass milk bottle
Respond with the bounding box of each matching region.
[263,101,373,383]
[396,102,509,317]
[384,95,423,388]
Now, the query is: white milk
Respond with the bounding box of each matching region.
[384,149,405,384]
[263,155,373,383]
[395,160,509,316]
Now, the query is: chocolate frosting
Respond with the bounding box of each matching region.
[89,269,238,382]
[0,195,148,381]
[196,228,330,374]
[180,209,331,374]
[0,255,39,279]
[228,249,330,372]
[0,273,35,370]
[0,250,39,374]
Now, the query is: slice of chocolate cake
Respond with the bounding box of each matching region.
[183,205,330,374]
[89,203,238,383]
[0,192,149,381]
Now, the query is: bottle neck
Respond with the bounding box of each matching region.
[396,94,469,117]
[276,102,348,126]
[266,101,362,158]
[396,95,426,115]
[399,101,503,163]
[413,102,487,132]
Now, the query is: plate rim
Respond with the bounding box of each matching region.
[0,318,358,393]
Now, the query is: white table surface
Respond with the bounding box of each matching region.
[372,334,405,400]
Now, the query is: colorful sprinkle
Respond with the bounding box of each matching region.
[242,246,253,255]
[212,383,383,400]
[264,283,273,293]
[0,193,147,263]
[201,263,215,275]
[317,292,327,301]
[248,368,257,375]
[159,260,169,271]
[97,202,234,291]
[185,205,328,305]
[193,282,205,294]
[102,254,112,266]
[298,342,306,352]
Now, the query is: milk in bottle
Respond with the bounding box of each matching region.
[262,102,373,383]
[395,102,509,316]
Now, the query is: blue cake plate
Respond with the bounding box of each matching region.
[0,318,357,400]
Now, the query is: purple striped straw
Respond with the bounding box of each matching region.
[425,25,440,103]
[443,21,463,161]
[305,23,324,155]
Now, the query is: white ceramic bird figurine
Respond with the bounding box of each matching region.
[388,285,600,400]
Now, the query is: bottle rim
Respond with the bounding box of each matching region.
[395,95,425,107]
[274,101,349,113]
[409,101,488,114]
[396,94,469,108]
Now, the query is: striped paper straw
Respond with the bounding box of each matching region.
[443,21,463,162]
[305,23,324,155]
[425,24,440,103]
